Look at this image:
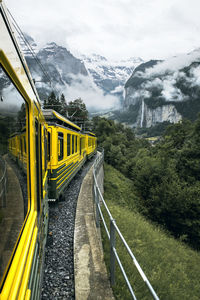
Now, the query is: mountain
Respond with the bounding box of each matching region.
[4,34,142,112]
[123,49,200,127]
[0,34,89,109]
[81,54,143,104]
[22,37,88,101]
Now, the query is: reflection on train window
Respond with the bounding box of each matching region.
[0,68,28,284]
[58,132,64,161]
[67,134,71,156]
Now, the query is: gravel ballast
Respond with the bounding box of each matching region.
[41,157,95,300]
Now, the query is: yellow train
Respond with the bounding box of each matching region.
[0,1,96,299]
[43,109,96,201]
[8,110,97,202]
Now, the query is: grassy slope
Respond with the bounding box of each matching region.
[102,163,200,300]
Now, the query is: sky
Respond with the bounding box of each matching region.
[5,0,200,61]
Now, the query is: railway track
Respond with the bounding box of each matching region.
[41,157,96,300]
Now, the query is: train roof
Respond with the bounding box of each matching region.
[84,131,96,137]
[42,109,81,131]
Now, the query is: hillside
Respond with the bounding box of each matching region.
[103,163,200,300]
[93,116,200,250]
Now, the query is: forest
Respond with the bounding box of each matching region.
[92,116,200,250]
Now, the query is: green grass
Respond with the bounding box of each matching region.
[0,209,3,224]
[101,163,200,300]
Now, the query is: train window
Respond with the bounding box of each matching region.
[48,131,51,161]
[75,136,77,153]
[44,128,48,171]
[35,121,41,208]
[67,134,71,156]
[72,135,74,154]
[58,132,64,161]
[81,137,85,150]
[0,68,29,284]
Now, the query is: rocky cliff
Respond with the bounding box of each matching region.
[123,50,200,127]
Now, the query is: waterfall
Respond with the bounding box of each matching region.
[140,99,144,127]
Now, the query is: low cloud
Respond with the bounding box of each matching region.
[129,49,200,105]
[0,85,24,111]
[59,74,120,111]
[145,49,200,76]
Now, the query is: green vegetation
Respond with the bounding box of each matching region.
[144,95,166,109]
[0,209,3,224]
[44,92,89,127]
[0,115,15,155]
[43,91,67,116]
[67,98,89,127]
[173,98,200,122]
[111,103,140,124]
[93,116,200,250]
[102,163,200,300]
[136,121,171,137]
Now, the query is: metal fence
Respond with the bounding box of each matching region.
[93,150,159,300]
[0,156,7,208]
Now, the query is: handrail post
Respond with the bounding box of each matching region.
[110,218,116,286]
[95,186,100,228]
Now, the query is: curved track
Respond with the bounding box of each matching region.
[41,157,96,300]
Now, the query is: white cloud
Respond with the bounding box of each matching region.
[144,50,200,77]
[190,65,200,86]
[59,74,120,111]
[5,0,200,60]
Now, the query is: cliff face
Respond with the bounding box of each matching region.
[123,50,200,127]
[141,102,182,127]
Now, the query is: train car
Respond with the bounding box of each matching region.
[0,2,49,299]
[9,127,27,172]
[8,132,20,161]
[85,131,97,159]
[0,1,98,298]
[43,109,89,201]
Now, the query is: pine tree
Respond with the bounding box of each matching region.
[67,98,88,122]
[43,91,62,114]
[60,93,67,117]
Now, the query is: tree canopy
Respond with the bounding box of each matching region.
[43,93,89,128]
[43,91,67,116]
[93,116,200,250]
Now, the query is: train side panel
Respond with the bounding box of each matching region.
[47,125,87,200]
[0,2,48,299]
[86,133,97,159]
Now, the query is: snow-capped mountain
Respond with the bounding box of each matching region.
[80,54,143,103]
[17,35,88,102]
[1,33,144,112]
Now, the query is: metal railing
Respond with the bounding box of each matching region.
[93,150,159,300]
[0,156,7,208]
